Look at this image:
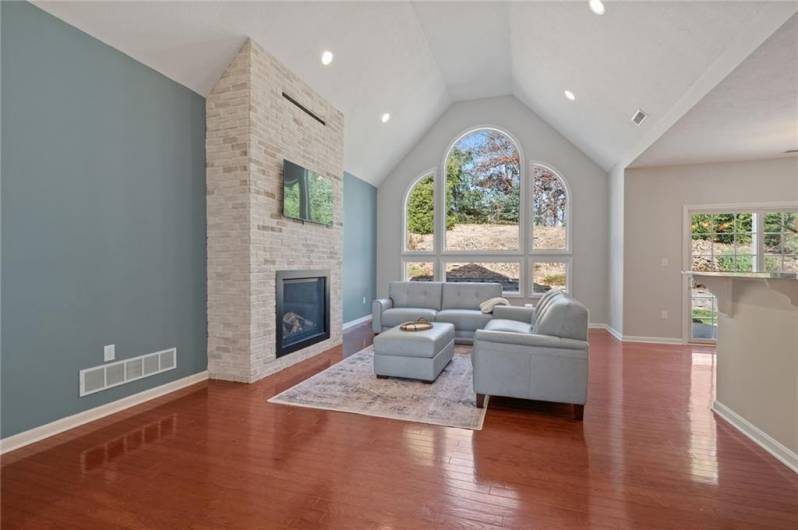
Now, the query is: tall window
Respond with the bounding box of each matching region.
[404,173,435,252]
[400,126,573,297]
[530,164,571,296]
[445,129,520,251]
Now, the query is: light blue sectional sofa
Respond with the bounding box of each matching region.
[372,281,519,344]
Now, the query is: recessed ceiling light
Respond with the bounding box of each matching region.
[589,0,606,16]
[381,113,391,123]
[564,90,576,101]
[321,50,334,66]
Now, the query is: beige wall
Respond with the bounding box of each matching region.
[623,157,798,340]
[376,96,610,323]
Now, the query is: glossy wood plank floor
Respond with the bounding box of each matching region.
[3,327,797,529]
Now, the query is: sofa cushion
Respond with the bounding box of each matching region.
[532,295,588,341]
[435,309,492,332]
[484,319,533,334]
[442,282,502,310]
[381,308,438,328]
[389,281,442,310]
[374,322,455,358]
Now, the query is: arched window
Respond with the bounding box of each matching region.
[531,164,568,251]
[445,128,521,251]
[529,163,571,295]
[404,173,435,253]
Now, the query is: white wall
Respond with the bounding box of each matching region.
[623,157,798,340]
[608,165,625,335]
[376,96,610,324]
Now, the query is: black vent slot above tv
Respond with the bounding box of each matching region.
[282,92,325,126]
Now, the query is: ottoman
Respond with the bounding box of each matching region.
[373,322,455,382]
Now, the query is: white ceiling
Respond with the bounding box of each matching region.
[34,1,798,185]
[632,13,798,168]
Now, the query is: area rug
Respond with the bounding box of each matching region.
[268,345,488,430]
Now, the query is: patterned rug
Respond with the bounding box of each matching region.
[268,345,488,430]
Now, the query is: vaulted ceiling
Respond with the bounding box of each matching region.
[35,1,798,185]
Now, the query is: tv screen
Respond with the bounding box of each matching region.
[282,160,334,226]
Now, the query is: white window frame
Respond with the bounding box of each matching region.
[681,201,798,343]
[440,126,525,256]
[440,257,524,297]
[402,170,437,256]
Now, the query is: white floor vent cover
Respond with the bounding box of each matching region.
[80,348,177,397]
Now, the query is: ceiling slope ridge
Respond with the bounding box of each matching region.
[619,2,798,173]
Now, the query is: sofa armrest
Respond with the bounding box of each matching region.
[492,305,535,323]
[372,298,393,333]
[474,329,587,352]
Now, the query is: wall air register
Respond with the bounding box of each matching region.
[79,348,176,397]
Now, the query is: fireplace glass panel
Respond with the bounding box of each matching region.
[278,274,329,356]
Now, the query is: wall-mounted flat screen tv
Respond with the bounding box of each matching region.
[282,159,334,226]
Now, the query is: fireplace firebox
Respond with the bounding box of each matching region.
[275,270,330,357]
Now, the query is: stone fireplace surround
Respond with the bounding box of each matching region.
[206,39,344,383]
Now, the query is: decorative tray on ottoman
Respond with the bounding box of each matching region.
[399,318,433,332]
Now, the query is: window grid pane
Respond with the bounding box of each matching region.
[531,262,568,294]
[531,165,567,251]
[405,174,434,252]
[444,262,520,293]
[445,129,521,251]
[404,261,435,282]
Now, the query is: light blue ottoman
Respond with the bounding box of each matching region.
[373,322,455,382]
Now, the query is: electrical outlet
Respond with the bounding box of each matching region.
[362,296,367,304]
[660,310,669,320]
[104,344,116,362]
[661,257,669,267]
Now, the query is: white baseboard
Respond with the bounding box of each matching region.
[713,400,797,474]
[0,370,209,455]
[620,335,685,345]
[343,315,371,330]
[589,324,683,345]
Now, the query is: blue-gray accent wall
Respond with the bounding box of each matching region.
[1,2,207,438]
[343,172,377,324]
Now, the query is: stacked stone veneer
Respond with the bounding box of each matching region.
[206,39,344,382]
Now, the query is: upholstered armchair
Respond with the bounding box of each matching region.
[472,290,589,419]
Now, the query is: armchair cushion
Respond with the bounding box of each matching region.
[381,307,438,328]
[435,309,492,332]
[483,319,532,334]
[475,329,588,353]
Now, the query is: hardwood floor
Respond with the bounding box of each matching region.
[2,326,797,529]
